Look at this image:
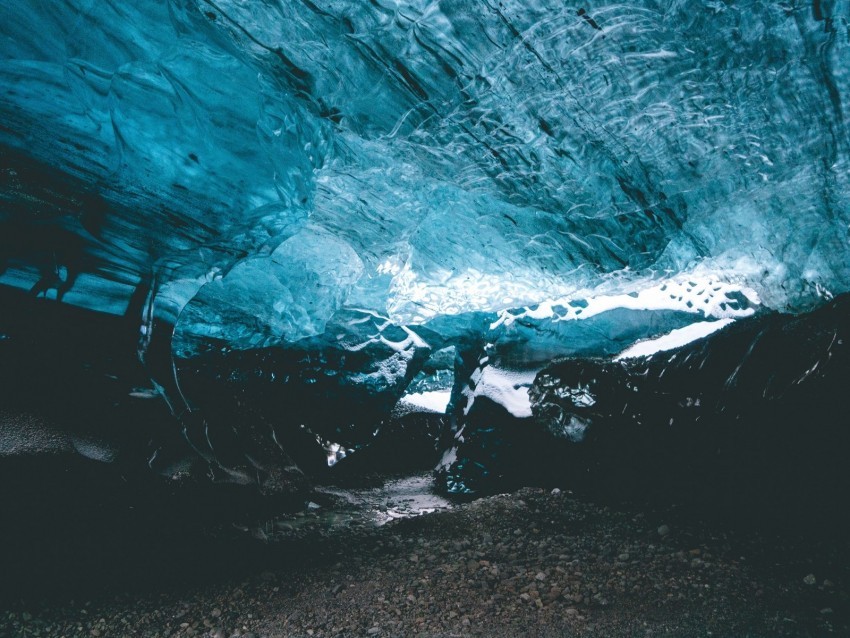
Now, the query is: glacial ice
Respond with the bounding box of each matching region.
[3,1,849,326]
[2,1,850,494]
[440,294,850,507]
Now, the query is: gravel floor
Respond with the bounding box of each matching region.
[2,487,848,638]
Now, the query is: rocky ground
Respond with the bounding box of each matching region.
[2,486,849,638]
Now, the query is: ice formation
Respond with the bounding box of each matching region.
[1,2,850,500]
[440,295,850,511]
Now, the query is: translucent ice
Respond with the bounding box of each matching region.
[3,1,848,336]
[2,1,850,488]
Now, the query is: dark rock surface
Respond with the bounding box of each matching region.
[442,294,850,538]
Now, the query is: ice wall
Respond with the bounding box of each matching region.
[2,1,850,489]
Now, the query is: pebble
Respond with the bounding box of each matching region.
[2,488,844,638]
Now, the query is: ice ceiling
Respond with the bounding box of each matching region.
[2,2,850,483]
[3,0,849,339]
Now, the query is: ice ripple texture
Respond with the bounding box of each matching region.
[4,1,850,472]
[2,1,849,338]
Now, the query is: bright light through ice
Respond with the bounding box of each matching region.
[614,318,735,361]
[387,263,577,324]
[491,275,760,330]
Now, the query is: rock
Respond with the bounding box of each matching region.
[2,482,845,638]
[803,573,817,586]
[657,525,671,537]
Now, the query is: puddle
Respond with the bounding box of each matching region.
[235,473,454,541]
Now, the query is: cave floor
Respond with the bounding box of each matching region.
[2,487,848,638]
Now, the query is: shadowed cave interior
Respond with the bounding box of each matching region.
[2,1,850,634]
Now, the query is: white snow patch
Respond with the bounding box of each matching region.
[466,367,537,418]
[490,275,760,330]
[614,318,735,360]
[400,390,452,413]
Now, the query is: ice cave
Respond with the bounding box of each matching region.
[1,1,850,634]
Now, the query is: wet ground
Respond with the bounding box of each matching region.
[241,474,454,541]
